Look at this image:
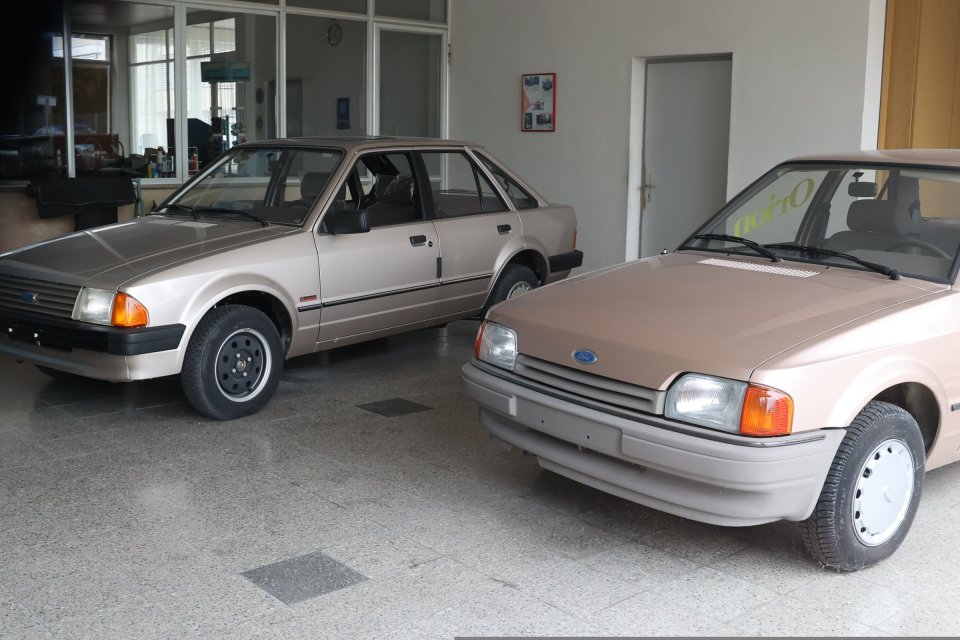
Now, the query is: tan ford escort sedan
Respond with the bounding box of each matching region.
[0,137,581,420]
[463,149,960,571]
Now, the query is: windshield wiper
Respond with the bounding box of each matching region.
[196,208,270,227]
[688,233,782,263]
[763,243,900,281]
[156,203,200,220]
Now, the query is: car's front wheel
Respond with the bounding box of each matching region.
[181,305,282,420]
[800,401,925,571]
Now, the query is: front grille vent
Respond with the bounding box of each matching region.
[0,274,81,319]
[513,354,663,415]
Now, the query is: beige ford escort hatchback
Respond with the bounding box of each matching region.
[0,137,581,420]
[463,149,960,571]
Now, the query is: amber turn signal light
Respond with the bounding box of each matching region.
[111,292,149,328]
[740,384,793,436]
[474,320,487,359]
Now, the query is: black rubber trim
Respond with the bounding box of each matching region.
[0,309,184,356]
[315,282,440,309]
[549,250,584,272]
[298,275,492,313]
[469,360,829,449]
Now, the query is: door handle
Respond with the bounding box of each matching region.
[497,224,512,234]
[409,235,428,246]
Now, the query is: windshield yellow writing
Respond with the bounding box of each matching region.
[733,178,814,237]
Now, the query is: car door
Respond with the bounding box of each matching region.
[419,149,521,319]
[313,150,439,342]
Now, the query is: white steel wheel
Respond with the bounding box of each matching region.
[800,400,925,572]
[852,438,915,547]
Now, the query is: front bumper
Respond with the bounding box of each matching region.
[0,309,184,381]
[461,360,845,527]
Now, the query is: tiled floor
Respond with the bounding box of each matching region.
[3,319,960,638]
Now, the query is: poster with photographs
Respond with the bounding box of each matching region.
[521,73,556,132]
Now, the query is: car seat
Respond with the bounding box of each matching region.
[824,176,920,253]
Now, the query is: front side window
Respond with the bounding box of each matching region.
[160,146,341,226]
[687,163,960,283]
[330,152,421,228]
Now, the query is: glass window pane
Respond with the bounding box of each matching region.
[376,0,446,23]
[288,0,367,13]
[379,30,441,137]
[123,2,176,179]
[422,151,506,217]
[186,10,277,174]
[131,29,170,64]
[0,3,67,180]
[286,17,366,136]
[476,152,539,210]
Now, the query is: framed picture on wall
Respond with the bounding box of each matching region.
[521,72,556,132]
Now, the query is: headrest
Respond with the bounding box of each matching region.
[300,172,330,200]
[847,199,916,235]
[374,174,414,204]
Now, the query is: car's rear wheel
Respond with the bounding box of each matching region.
[181,305,282,420]
[800,401,924,571]
[484,264,539,314]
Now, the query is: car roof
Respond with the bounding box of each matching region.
[783,148,960,169]
[239,135,481,153]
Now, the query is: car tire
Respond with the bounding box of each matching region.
[484,264,539,314]
[181,305,282,421]
[800,401,925,571]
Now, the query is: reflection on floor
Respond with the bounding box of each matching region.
[1,319,958,638]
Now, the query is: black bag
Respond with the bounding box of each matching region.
[28,176,136,231]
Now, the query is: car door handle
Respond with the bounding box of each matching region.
[497,224,512,234]
[409,235,428,246]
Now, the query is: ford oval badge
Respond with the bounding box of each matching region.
[572,349,598,365]
[20,291,39,303]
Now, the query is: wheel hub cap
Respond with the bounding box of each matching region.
[852,438,914,546]
[215,329,268,401]
[507,282,533,299]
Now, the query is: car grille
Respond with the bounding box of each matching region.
[0,274,81,319]
[513,354,663,415]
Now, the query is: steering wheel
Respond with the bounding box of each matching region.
[886,238,951,259]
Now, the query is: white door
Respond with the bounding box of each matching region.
[639,57,732,257]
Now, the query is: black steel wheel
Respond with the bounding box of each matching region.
[181,305,282,420]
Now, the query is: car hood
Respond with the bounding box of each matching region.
[0,216,295,288]
[486,251,945,389]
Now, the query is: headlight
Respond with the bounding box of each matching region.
[665,373,793,436]
[72,288,149,328]
[474,321,518,370]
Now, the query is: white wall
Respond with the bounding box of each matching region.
[448,0,886,272]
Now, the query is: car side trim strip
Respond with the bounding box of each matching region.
[440,274,492,286]
[298,275,494,313]
[302,282,441,311]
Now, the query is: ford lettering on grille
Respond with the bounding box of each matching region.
[572,349,598,365]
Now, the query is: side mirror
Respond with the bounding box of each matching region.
[330,207,370,234]
[849,181,877,198]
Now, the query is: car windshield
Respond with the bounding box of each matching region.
[681,163,960,283]
[156,146,343,227]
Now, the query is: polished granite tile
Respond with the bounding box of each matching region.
[3,320,960,638]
